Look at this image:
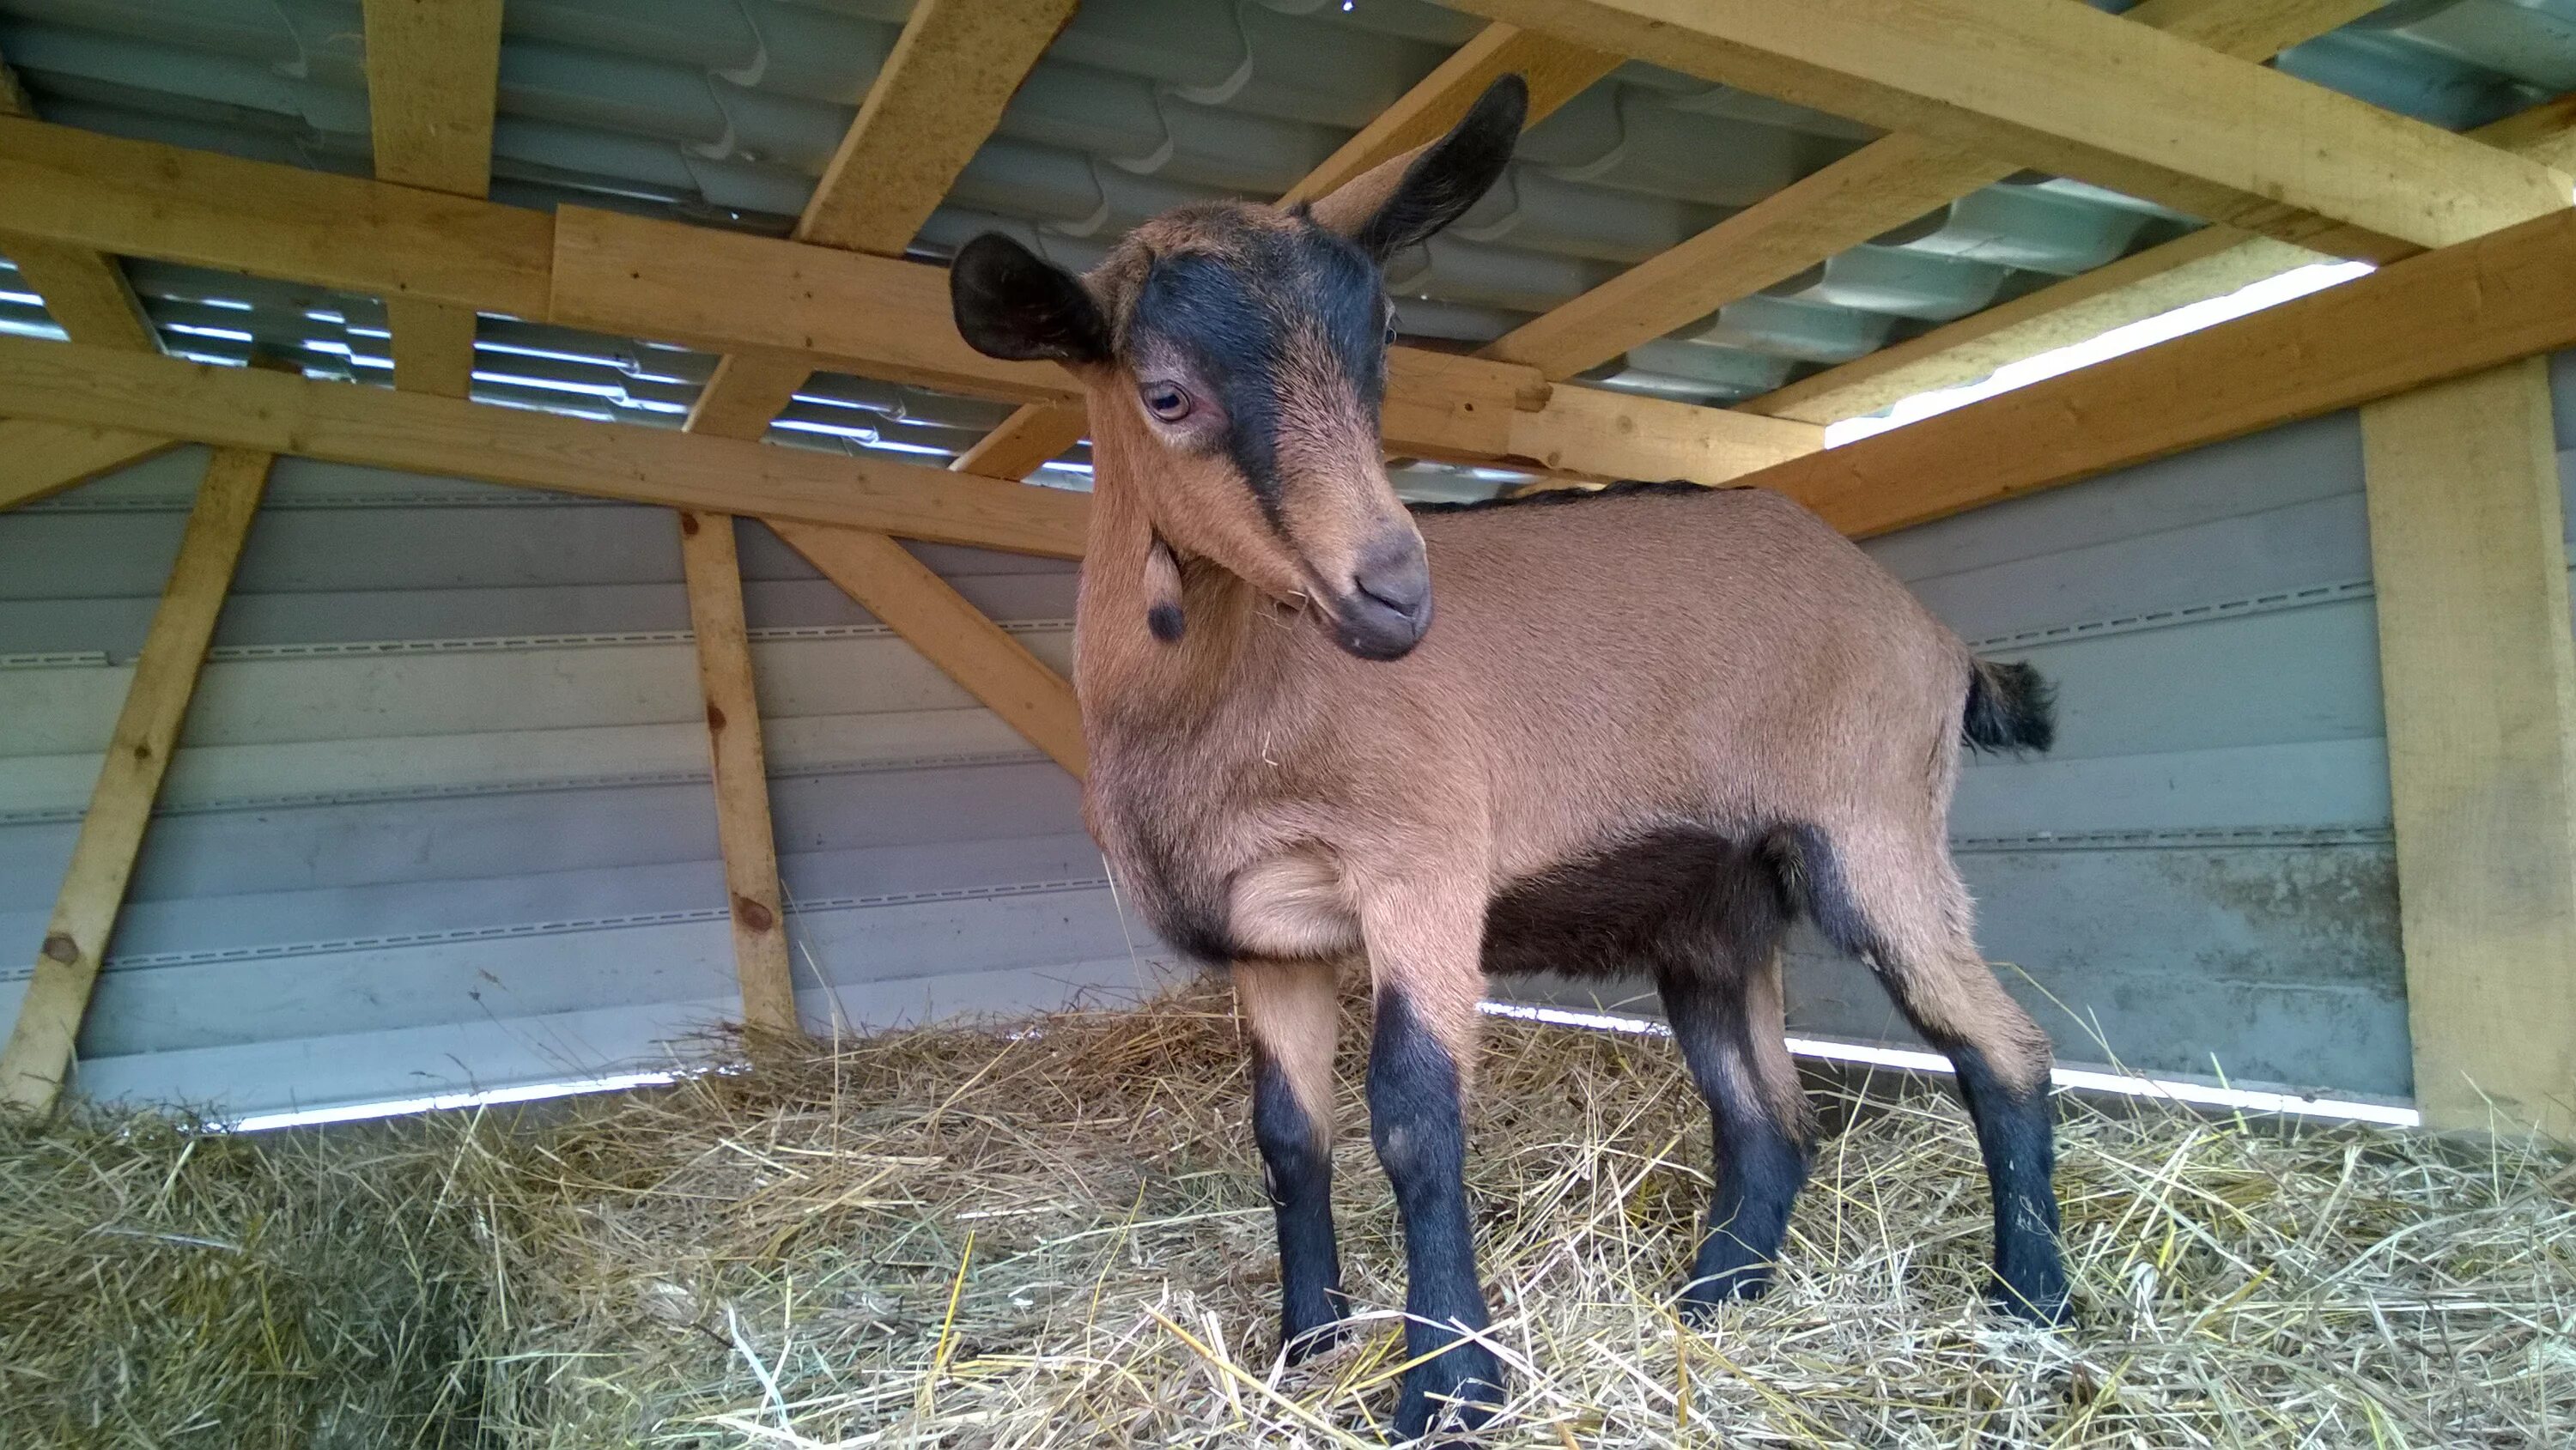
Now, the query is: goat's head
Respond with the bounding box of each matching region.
[948,76,1526,662]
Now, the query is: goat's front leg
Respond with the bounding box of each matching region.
[1358,879,1503,1441]
[1232,958,1349,1360]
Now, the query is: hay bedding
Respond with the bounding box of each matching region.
[5,986,2573,1448]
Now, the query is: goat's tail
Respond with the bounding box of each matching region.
[1962,658,2056,755]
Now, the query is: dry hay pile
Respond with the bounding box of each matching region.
[5,985,2573,1447]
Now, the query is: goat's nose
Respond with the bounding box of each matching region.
[1335,531,1433,661]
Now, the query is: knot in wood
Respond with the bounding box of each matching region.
[732,895,775,932]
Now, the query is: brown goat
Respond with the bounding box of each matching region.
[950,76,2067,1441]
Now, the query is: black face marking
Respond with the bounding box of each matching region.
[1126,217,1389,531]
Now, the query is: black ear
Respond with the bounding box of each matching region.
[1313,74,1526,260]
[950,233,1112,364]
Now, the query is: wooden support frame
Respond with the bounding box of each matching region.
[1449,0,2569,259]
[0,116,1815,488]
[1481,0,2378,379]
[2362,362,2576,1140]
[676,510,802,1040]
[1,52,157,354]
[360,0,505,398]
[957,20,1622,481]
[0,421,170,512]
[0,447,271,1114]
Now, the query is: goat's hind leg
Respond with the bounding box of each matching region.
[1794,824,2069,1323]
[1656,940,1813,1320]
[1233,959,1351,1360]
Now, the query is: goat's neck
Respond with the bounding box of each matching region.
[1076,464,1292,739]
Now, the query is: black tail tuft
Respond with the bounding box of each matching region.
[1962,658,2056,755]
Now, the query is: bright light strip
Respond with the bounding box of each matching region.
[1477,1000,2419,1127]
[224,1068,684,1133]
[1826,259,2376,446]
[161,322,256,343]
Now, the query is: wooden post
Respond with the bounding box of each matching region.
[2361,359,2576,1140]
[676,509,802,1039]
[0,446,271,1113]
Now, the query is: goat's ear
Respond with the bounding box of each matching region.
[950,234,1112,364]
[1308,73,1526,260]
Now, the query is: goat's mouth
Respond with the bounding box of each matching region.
[1319,562,1433,661]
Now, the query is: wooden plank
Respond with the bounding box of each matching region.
[0,115,555,321]
[2361,361,2576,1141]
[959,20,1620,481]
[772,519,1085,777]
[2,234,157,351]
[1480,0,2393,377]
[0,420,170,511]
[1735,204,2576,540]
[1447,0,2569,258]
[362,0,504,398]
[0,447,270,1113]
[1745,92,2576,428]
[953,401,1089,482]
[0,337,1091,557]
[1279,23,1618,207]
[688,0,1072,440]
[676,510,802,1039]
[800,0,1075,255]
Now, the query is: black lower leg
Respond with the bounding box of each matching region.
[1658,968,1809,1316]
[1940,1041,2068,1323]
[1250,1050,1346,1358]
[1368,990,1501,1439]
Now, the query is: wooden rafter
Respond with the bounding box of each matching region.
[957,21,1622,481]
[0,447,272,1114]
[360,0,503,399]
[0,420,169,512]
[1737,204,2576,538]
[688,0,1077,440]
[1747,94,2576,427]
[0,337,1088,557]
[1449,0,2569,259]
[0,52,155,354]
[0,117,1816,488]
[1481,0,2379,379]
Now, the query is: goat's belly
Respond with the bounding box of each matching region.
[1479,827,1788,980]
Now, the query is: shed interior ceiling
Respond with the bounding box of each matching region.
[2,0,2567,500]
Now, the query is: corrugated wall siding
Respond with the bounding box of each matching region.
[1516,355,2576,1103]
[8,357,2574,1113]
[0,450,1177,1119]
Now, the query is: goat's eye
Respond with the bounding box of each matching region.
[1141,381,1193,422]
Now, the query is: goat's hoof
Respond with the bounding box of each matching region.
[1281,1316,1350,1366]
[1677,1258,1776,1325]
[1984,1269,2072,1326]
[1391,1343,1504,1445]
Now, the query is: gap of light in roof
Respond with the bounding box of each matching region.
[1825,259,2379,447]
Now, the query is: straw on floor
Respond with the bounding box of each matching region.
[5,982,2571,1447]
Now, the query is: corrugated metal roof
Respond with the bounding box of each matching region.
[0,0,2567,500]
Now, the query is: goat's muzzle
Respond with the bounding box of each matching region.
[1329,530,1433,661]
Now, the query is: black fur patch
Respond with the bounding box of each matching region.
[1479,827,1792,980]
[1938,1043,2069,1324]
[1352,76,1526,262]
[948,234,1110,364]
[1368,990,1502,1436]
[1145,602,1186,643]
[1409,478,1740,515]
[1656,961,1810,1316]
[1250,1047,1347,1354]
[1962,658,2057,755]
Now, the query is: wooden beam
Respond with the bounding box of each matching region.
[2362,361,2576,1140]
[0,115,554,321]
[0,52,158,354]
[771,520,1085,777]
[1447,0,2569,259]
[959,20,1622,482]
[0,420,170,511]
[0,447,270,1113]
[0,119,1813,488]
[1482,0,2393,377]
[1734,204,2576,539]
[0,337,1089,557]
[361,0,504,399]
[675,510,802,1039]
[1746,91,2576,428]
[690,0,1075,442]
